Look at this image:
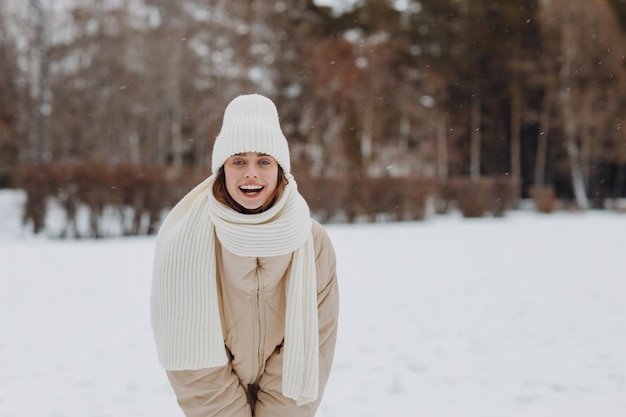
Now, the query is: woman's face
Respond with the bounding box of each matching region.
[223,152,279,211]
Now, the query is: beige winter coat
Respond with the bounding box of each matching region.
[166,220,339,417]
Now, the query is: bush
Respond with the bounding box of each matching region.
[294,172,438,223]
[16,162,521,237]
[444,176,519,218]
[491,176,520,217]
[529,185,558,213]
[15,163,208,238]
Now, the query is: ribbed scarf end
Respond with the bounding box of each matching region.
[158,349,229,371]
[283,386,319,406]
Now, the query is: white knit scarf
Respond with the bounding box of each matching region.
[151,174,319,405]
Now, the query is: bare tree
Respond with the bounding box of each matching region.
[31,0,49,162]
[538,0,626,208]
[0,1,20,183]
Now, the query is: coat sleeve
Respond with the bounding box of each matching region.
[166,362,252,417]
[255,222,339,417]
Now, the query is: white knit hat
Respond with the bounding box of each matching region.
[211,94,290,175]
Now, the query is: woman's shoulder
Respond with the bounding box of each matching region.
[310,219,336,290]
[310,219,334,256]
[310,218,327,240]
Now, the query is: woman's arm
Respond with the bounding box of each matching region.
[166,362,252,417]
[255,224,339,416]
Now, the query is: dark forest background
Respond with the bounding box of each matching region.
[2,0,626,236]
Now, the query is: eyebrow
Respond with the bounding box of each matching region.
[233,152,269,157]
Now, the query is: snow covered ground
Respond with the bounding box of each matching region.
[1,189,625,417]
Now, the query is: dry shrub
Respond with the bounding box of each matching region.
[529,185,558,213]
[445,176,518,218]
[15,163,208,238]
[447,177,493,218]
[360,176,437,222]
[297,174,352,223]
[16,166,54,234]
[295,172,438,223]
[491,176,520,217]
[404,178,435,220]
[17,162,526,237]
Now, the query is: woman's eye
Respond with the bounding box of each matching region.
[233,160,245,165]
[259,159,271,166]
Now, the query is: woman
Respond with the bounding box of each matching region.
[151,94,339,417]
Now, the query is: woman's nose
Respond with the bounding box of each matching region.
[244,165,259,178]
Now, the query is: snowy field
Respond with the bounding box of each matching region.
[1,189,625,417]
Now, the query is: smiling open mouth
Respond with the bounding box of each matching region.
[240,185,264,196]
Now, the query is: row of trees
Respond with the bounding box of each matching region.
[2,0,626,213]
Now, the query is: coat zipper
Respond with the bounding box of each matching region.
[254,263,266,382]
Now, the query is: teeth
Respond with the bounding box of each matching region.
[240,185,263,190]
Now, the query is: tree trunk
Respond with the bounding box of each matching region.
[535,88,552,189]
[361,99,373,170]
[560,87,588,209]
[166,29,184,168]
[580,90,594,193]
[436,115,448,181]
[510,81,522,201]
[32,0,48,162]
[559,2,589,209]
[470,94,481,180]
